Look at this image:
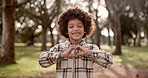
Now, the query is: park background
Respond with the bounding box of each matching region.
[0,0,148,78]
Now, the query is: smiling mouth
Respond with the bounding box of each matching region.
[73,32,81,36]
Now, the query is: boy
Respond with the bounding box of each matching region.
[39,7,113,78]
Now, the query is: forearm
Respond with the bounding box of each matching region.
[92,50,113,68]
[38,52,61,68]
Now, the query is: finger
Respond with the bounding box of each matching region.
[75,45,83,50]
[68,54,76,58]
[77,52,85,56]
[75,45,80,49]
[77,46,86,53]
[69,45,75,49]
[67,46,76,53]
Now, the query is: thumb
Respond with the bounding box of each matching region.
[67,45,75,53]
[77,52,85,56]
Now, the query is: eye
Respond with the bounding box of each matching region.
[78,25,83,28]
[68,25,74,28]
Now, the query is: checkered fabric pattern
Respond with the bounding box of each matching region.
[39,40,113,78]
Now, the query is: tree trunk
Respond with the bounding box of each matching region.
[0,0,16,63]
[49,28,54,47]
[136,21,142,46]
[112,16,122,55]
[27,34,34,46]
[95,26,101,48]
[113,29,122,55]
[41,25,47,51]
[136,30,141,46]
[41,14,47,51]
[133,37,136,46]
[40,0,49,51]
[112,29,116,45]
[105,0,122,55]
[107,25,111,46]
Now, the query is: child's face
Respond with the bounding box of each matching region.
[67,18,84,42]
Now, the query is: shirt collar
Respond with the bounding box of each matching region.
[64,39,86,46]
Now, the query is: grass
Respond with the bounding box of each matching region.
[0,44,148,78]
[101,45,148,68]
[0,46,56,78]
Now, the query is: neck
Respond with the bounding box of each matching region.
[69,39,82,45]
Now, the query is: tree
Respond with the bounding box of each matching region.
[120,14,134,46]
[105,0,126,55]
[124,0,148,46]
[16,23,41,46]
[87,0,108,48]
[19,0,64,50]
[0,0,31,63]
[0,0,17,63]
[132,0,148,46]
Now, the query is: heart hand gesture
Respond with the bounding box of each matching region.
[76,45,92,56]
[60,45,92,58]
[60,45,77,58]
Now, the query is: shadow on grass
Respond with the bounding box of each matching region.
[15,46,43,60]
[0,46,45,68]
[0,62,16,68]
[119,46,148,68]
[0,46,55,78]
[111,46,148,78]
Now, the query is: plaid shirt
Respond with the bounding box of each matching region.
[39,40,113,78]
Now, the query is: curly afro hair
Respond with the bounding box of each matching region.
[57,6,96,38]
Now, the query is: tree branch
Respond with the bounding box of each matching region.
[16,0,31,8]
[19,8,41,25]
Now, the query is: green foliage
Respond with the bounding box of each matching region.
[0,46,55,78]
[16,26,41,44]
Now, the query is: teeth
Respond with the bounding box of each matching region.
[73,32,80,36]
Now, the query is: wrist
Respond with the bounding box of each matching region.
[87,50,92,56]
[60,52,65,58]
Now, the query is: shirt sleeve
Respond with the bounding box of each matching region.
[91,45,113,68]
[38,44,61,68]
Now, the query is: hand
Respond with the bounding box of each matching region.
[76,45,92,56]
[60,45,77,58]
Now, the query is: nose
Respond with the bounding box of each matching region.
[73,26,78,30]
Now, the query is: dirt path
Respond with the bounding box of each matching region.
[36,64,148,78]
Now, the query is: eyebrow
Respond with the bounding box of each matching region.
[68,23,83,25]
